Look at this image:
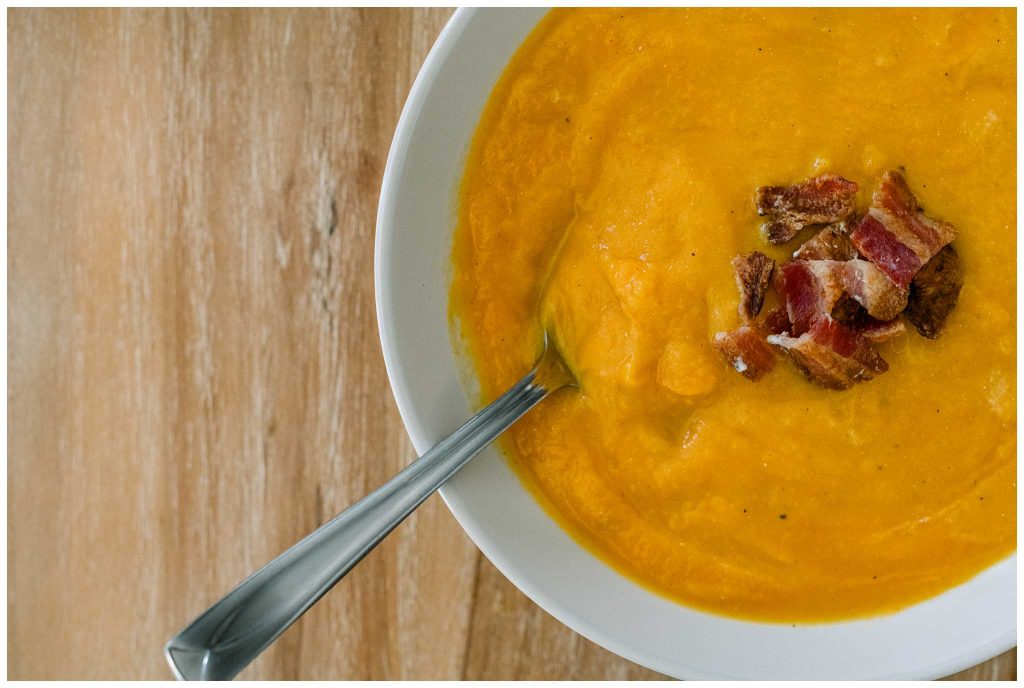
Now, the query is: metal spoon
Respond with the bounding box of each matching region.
[164,338,575,680]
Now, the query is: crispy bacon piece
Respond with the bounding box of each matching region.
[767,315,888,390]
[850,170,957,289]
[775,261,842,335]
[732,251,775,322]
[828,296,907,343]
[775,259,907,335]
[712,326,776,381]
[756,175,859,244]
[793,221,858,261]
[830,293,867,327]
[841,259,908,321]
[905,245,964,339]
[759,306,792,336]
[848,214,920,290]
[857,317,906,344]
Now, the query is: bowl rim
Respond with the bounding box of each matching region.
[375,7,1016,679]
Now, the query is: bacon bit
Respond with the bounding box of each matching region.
[848,214,921,289]
[841,259,908,321]
[830,293,866,327]
[857,317,906,344]
[905,245,964,339]
[850,170,957,289]
[732,251,775,322]
[768,315,888,390]
[756,174,859,244]
[776,259,907,335]
[712,326,776,381]
[759,306,792,336]
[828,296,906,343]
[775,261,842,335]
[793,221,858,261]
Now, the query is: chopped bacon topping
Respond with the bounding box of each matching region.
[793,221,858,261]
[767,315,888,390]
[712,326,776,381]
[756,174,859,244]
[732,251,775,322]
[850,170,957,289]
[775,259,907,335]
[723,168,963,389]
[905,245,964,339]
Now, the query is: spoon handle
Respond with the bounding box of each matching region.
[165,366,556,681]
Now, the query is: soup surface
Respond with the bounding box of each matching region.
[449,8,1016,621]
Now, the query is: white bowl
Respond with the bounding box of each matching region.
[374,8,1015,679]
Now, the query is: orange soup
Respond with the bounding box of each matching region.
[449,8,1016,621]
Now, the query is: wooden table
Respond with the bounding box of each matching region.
[7,9,1015,680]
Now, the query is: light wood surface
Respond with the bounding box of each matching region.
[7,8,1015,680]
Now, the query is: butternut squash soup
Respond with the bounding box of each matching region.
[449,8,1016,621]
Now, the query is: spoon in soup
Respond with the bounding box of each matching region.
[165,335,576,681]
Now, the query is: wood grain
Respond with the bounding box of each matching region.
[6,8,1014,680]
